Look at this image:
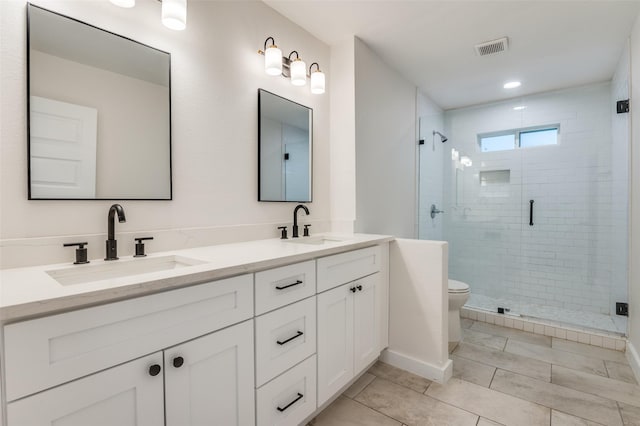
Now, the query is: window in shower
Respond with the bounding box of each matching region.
[478,124,559,152]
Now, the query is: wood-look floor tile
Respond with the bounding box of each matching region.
[453,342,551,381]
[450,354,496,388]
[605,360,638,385]
[470,321,552,347]
[343,373,376,399]
[461,328,507,351]
[618,402,640,426]
[490,369,622,426]
[367,361,432,393]
[355,377,478,426]
[426,377,550,426]
[310,395,402,426]
[506,340,607,377]
[551,365,640,408]
[551,339,628,363]
[551,410,604,426]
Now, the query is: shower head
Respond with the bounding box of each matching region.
[433,131,448,143]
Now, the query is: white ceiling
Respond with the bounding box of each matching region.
[263,1,640,110]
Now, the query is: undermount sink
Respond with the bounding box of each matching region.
[285,236,348,245]
[47,255,206,286]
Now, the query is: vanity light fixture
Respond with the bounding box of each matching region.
[504,81,521,89]
[110,0,135,8]
[288,51,306,86]
[109,0,187,30]
[257,37,326,94]
[309,62,325,94]
[263,37,283,76]
[161,0,187,31]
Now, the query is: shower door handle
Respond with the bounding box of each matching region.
[529,200,534,226]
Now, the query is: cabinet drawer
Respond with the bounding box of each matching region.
[4,274,253,402]
[255,297,316,387]
[317,246,381,292]
[255,260,315,315]
[256,355,317,426]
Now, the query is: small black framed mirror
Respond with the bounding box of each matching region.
[258,89,312,202]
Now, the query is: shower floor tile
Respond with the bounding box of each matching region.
[467,293,626,335]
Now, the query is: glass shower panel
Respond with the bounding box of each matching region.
[440,105,525,314]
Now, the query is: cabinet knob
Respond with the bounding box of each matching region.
[148,364,162,376]
[357,285,363,291]
[173,356,184,368]
[350,287,357,293]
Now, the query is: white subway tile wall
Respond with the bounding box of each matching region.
[441,83,629,332]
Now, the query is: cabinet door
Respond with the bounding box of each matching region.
[317,284,354,406]
[164,320,255,426]
[7,353,163,426]
[353,273,381,373]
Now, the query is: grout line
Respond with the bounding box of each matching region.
[349,397,406,425]
[488,366,498,388]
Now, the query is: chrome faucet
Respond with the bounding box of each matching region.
[105,204,126,260]
[292,204,309,238]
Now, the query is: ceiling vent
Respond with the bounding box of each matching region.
[475,37,509,56]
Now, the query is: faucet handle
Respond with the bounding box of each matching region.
[277,226,288,240]
[63,242,90,265]
[303,224,311,237]
[134,237,154,257]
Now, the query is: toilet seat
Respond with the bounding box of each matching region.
[448,279,470,294]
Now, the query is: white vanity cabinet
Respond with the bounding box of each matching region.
[7,321,255,426]
[3,274,255,426]
[316,246,385,406]
[0,238,391,426]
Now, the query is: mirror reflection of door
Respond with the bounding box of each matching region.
[29,96,98,198]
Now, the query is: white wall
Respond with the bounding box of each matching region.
[629,12,640,377]
[417,92,444,241]
[383,239,451,383]
[354,37,417,238]
[328,37,356,234]
[0,0,330,268]
[443,84,622,318]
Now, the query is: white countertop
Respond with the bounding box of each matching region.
[0,233,392,322]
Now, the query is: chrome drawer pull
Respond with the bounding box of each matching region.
[275,280,303,290]
[277,393,304,412]
[277,331,303,345]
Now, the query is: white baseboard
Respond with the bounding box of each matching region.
[381,349,452,384]
[627,341,640,383]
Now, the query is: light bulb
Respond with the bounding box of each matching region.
[310,70,325,94]
[265,45,282,76]
[290,58,306,86]
[162,0,187,31]
[503,81,521,89]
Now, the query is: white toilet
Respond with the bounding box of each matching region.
[448,279,470,342]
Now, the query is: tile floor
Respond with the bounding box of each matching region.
[309,319,639,426]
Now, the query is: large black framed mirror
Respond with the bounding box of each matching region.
[27,4,172,200]
[258,89,312,202]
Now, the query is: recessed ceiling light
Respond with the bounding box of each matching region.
[504,81,521,89]
[513,105,526,111]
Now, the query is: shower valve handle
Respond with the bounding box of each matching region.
[430,204,444,219]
